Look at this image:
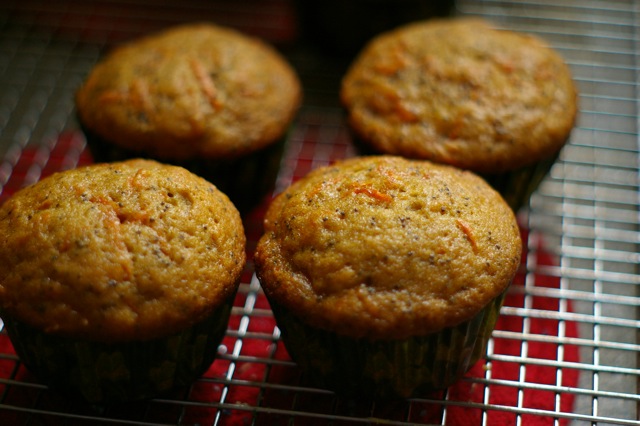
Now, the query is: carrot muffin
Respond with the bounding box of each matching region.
[76,23,302,212]
[0,159,246,403]
[341,18,578,211]
[255,156,522,397]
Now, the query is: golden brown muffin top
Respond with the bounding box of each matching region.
[255,156,521,340]
[76,23,301,160]
[341,18,578,173]
[0,160,246,342]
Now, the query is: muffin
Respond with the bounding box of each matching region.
[340,18,578,211]
[255,156,522,398]
[76,23,302,212]
[0,159,246,403]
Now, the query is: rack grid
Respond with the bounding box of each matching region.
[0,1,638,425]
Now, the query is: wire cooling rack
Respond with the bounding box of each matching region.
[0,1,638,425]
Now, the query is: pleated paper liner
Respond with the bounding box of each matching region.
[1,295,234,404]
[480,153,560,212]
[267,290,507,399]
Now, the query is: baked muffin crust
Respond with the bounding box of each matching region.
[341,18,578,173]
[76,23,301,160]
[0,159,246,342]
[255,156,521,340]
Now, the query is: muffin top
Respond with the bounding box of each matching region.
[0,159,246,342]
[76,23,301,160]
[340,18,578,173]
[255,156,521,340]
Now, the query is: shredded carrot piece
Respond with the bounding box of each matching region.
[376,164,407,189]
[130,79,153,115]
[456,218,478,253]
[98,90,129,104]
[394,101,419,123]
[373,43,410,76]
[129,168,151,189]
[190,58,222,110]
[351,184,393,203]
[91,196,115,206]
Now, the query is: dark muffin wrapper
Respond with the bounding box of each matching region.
[2,294,235,404]
[480,153,560,212]
[268,290,507,399]
[81,125,286,214]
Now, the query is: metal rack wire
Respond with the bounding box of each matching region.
[0,0,638,425]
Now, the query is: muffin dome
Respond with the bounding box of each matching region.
[75,23,301,160]
[0,159,246,342]
[340,18,577,174]
[255,156,522,340]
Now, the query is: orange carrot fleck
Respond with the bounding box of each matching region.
[456,219,478,253]
[394,101,419,123]
[352,184,393,203]
[98,90,129,104]
[190,58,222,110]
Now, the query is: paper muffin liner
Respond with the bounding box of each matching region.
[269,290,507,399]
[480,153,560,212]
[2,295,234,404]
[81,125,286,213]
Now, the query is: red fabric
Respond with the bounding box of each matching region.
[0,135,579,425]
